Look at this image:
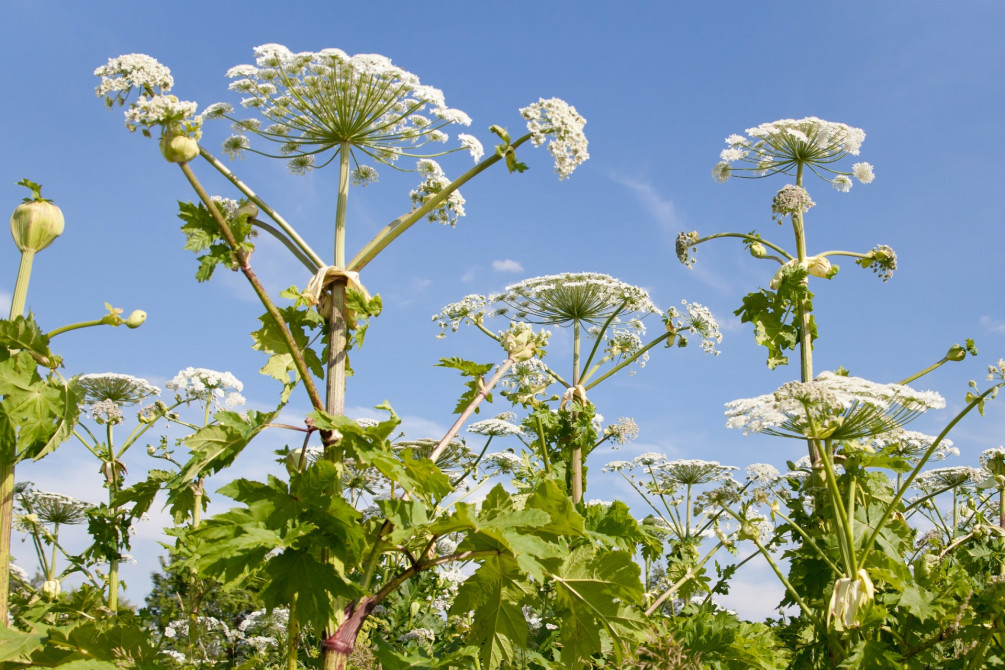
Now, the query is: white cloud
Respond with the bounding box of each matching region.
[612,175,680,231]
[460,266,478,283]
[492,259,523,273]
[0,289,10,316]
[980,316,1005,333]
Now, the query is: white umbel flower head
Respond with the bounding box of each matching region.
[520,98,589,179]
[715,117,872,189]
[217,44,473,176]
[166,367,245,410]
[725,371,945,440]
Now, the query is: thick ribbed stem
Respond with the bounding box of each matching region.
[570,320,584,504]
[0,251,36,625]
[321,145,352,670]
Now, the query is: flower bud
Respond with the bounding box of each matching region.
[945,344,967,362]
[160,131,199,163]
[806,255,834,279]
[146,444,157,456]
[749,242,768,258]
[124,310,147,329]
[236,202,259,220]
[11,180,64,253]
[42,579,61,597]
[827,569,874,631]
[501,323,539,362]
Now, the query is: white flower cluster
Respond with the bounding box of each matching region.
[498,357,555,399]
[495,272,659,326]
[432,294,489,337]
[746,463,781,483]
[483,451,523,473]
[457,133,484,162]
[209,196,241,220]
[914,466,984,493]
[468,412,524,437]
[771,184,816,222]
[666,301,723,355]
[77,373,161,408]
[166,367,246,410]
[869,429,957,461]
[725,372,945,440]
[657,459,738,486]
[410,159,466,226]
[979,447,1005,475]
[95,54,201,136]
[520,98,589,180]
[216,44,472,176]
[604,417,639,446]
[713,117,873,191]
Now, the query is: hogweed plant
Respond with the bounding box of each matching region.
[435,272,722,505]
[89,45,677,670]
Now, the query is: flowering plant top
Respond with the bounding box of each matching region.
[713,116,874,191]
[207,43,474,175]
[725,371,945,440]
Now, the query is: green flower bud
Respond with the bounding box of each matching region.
[10,179,64,253]
[42,579,61,597]
[160,131,199,163]
[749,242,768,258]
[146,444,157,456]
[945,344,966,362]
[237,202,259,220]
[124,310,147,329]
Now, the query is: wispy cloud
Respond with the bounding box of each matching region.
[612,175,680,232]
[980,316,1005,333]
[0,290,9,316]
[460,266,478,283]
[492,259,524,273]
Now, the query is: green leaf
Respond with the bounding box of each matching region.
[0,351,80,464]
[451,554,534,670]
[177,409,279,482]
[0,315,51,365]
[551,546,646,668]
[435,357,494,415]
[0,624,45,662]
[262,549,362,632]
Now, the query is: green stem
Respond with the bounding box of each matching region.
[250,218,320,273]
[691,232,793,261]
[578,303,627,381]
[772,509,842,574]
[0,251,35,625]
[570,320,583,505]
[178,163,324,411]
[898,356,951,386]
[9,250,34,319]
[860,383,1004,565]
[584,332,673,390]
[48,524,60,578]
[199,148,324,269]
[818,442,856,575]
[753,535,821,629]
[347,134,533,272]
[644,541,722,617]
[429,358,514,465]
[535,415,551,474]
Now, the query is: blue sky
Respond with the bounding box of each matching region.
[3,2,1005,616]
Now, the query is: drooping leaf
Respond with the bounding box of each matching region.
[451,554,534,670]
[550,545,647,668]
[435,357,494,415]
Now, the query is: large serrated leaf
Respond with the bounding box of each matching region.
[451,554,533,670]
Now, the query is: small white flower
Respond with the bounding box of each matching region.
[458,133,484,162]
[520,98,589,179]
[852,162,875,184]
